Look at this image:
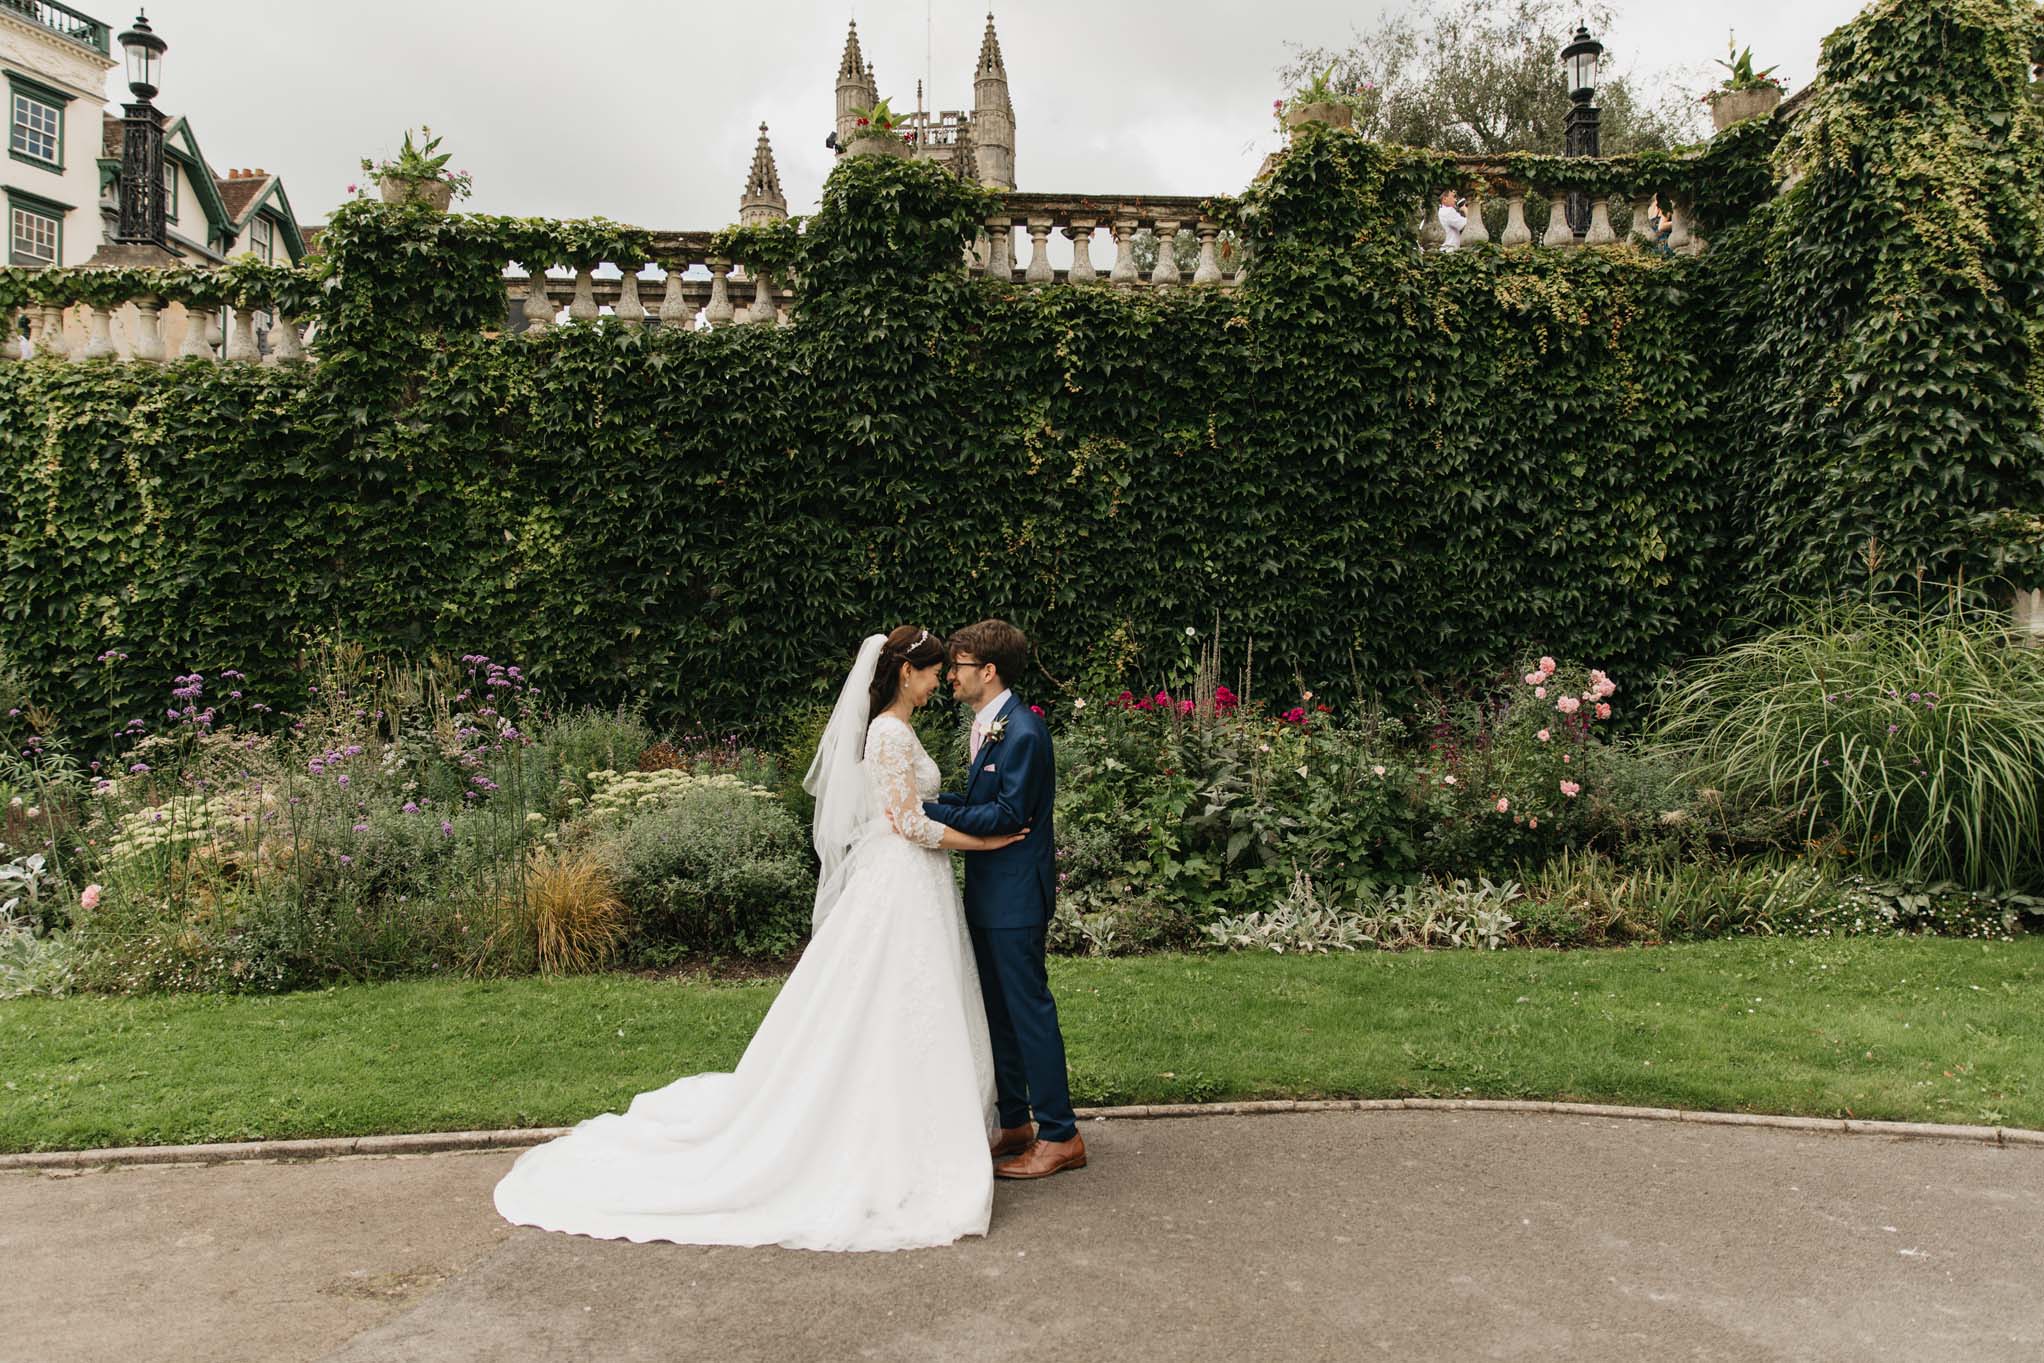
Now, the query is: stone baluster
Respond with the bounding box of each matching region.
[178,305,216,360]
[657,265,693,329]
[1584,196,1617,246]
[569,267,600,323]
[748,270,777,324]
[82,305,117,359]
[1629,194,1656,247]
[1417,198,1447,252]
[0,309,16,361]
[1666,202,1695,255]
[130,298,166,363]
[1542,192,1576,248]
[265,315,307,364]
[37,304,70,359]
[2015,587,2044,645]
[615,270,647,329]
[224,307,260,363]
[521,268,555,333]
[1023,219,1054,283]
[705,259,736,326]
[1500,193,1532,248]
[1065,220,1097,284]
[1192,223,1223,285]
[985,220,1013,282]
[1150,220,1182,287]
[1460,192,1490,246]
[1109,220,1140,286]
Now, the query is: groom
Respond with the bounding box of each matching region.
[922,619,1085,1180]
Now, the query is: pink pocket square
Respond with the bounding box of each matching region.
[982,764,997,772]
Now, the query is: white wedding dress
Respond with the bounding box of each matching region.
[493,711,997,1252]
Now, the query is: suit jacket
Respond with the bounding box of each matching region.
[922,692,1057,929]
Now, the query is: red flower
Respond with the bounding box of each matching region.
[1315,704,1330,714]
[856,117,870,127]
[1030,704,1045,716]
[1283,707,1307,724]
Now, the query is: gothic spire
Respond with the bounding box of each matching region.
[838,19,866,80]
[976,11,1006,79]
[745,123,783,201]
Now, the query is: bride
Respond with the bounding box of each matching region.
[492,627,1025,1252]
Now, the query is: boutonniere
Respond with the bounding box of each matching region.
[984,717,1008,745]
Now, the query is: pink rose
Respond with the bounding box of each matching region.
[1595,702,1612,720]
[1524,672,1544,687]
[1538,656,1557,673]
[1536,728,1551,743]
[1528,816,1539,829]
[1556,696,1581,715]
[80,883,103,910]
[1535,687,1547,699]
[1560,780,1580,798]
[1495,797,1509,813]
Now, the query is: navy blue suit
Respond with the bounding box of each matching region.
[923,693,1076,1143]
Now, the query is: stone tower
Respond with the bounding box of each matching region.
[835,20,877,151]
[738,123,787,225]
[971,12,1015,190]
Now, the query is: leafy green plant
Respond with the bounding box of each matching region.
[1652,599,2044,892]
[1714,38,1784,92]
[360,126,473,201]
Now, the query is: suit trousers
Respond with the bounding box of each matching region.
[969,919,1078,1144]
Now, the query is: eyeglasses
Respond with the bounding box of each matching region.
[949,656,993,672]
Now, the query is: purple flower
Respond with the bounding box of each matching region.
[129,762,150,774]
[440,820,454,836]
[352,822,369,833]
[402,801,419,814]
[336,774,351,788]
[339,855,353,866]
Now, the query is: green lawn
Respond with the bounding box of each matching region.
[3,937,2040,1153]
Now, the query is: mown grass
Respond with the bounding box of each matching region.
[4,936,2040,1152]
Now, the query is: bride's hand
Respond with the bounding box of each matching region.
[979,828,1031,850]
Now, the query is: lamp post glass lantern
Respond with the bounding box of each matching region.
[1560,24,1604,237]
[120,12,165,99]
[112,12,169,247]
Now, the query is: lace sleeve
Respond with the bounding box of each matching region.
[867,720,945,849]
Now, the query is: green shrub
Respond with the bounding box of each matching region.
[1653,600,2044,891]
[600,786,814,961]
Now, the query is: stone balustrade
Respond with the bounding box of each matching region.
[1407,155,1714,254]
[973,193,1245,288]
[502,230,792,333]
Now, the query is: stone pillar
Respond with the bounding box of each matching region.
[1192,224,1222,285]
[224,307,260,363]
[748,270,777,324]
[37,304,71,359]
[705,260,735,326]
[569,267,600,323]
[131,299,166,362]
[985,220,1013,282]
[83,305,117,359]
[1500,194,1532,248]
[657,267,694,328]
[2015,588,2044,645]
[1460,193,1490,246]
[1584,197,1617,246]
[1023,219,1053,283]
[1065,220,1097,284]
[178,305,216,360]
[521,270,554,333]
[1417,199,1446,252]
[1629,194,1655,247]
[1542,192,1576,248]
[1150,220,1181,287]
[1109,220,1139,285]
[265,316,306,364]
[615,271,646,328]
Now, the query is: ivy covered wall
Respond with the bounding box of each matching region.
[0,0,2036,741]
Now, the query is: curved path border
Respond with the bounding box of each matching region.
[4,1097,2040,1170]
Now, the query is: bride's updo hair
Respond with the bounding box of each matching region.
[868,626,948,716]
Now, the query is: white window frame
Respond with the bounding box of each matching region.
[10,201,59,265]
[10,90,60,167]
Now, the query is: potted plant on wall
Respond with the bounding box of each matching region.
[844,99,917,158]
[1707,40,1787,132]
[1277,63,1376,136]
[363,127,474,210]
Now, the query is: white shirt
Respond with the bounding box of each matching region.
[1437,202,1467,251]
[970,689,1012,765]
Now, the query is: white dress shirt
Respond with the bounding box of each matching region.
[969,688,1012,765]
[1437,202,1467,251]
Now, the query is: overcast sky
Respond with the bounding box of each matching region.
[122,0,1869,229]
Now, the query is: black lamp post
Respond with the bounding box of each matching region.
[112,12,169,248]
[1560,24,1604,237]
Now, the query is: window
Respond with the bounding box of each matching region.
[5,73,72,171]
[251,215,274,262]
[162,162,177,222]
[9,200,59,265]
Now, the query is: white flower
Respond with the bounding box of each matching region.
[1296,765,1309,778]
[1186,626,1198,637]
[1372,764,1386,776]
[1074,698,1087,710]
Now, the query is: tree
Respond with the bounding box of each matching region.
[1279,0,1704,157]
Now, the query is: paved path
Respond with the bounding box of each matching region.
[6,1109,2041,1362]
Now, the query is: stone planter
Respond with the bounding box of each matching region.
[1285,103,1354,135]
[844,131,913,159]
[378,176,454,211]
[1709,85,1782,133]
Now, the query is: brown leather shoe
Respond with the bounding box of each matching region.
[990,1123,1035,1159]
[994,1134,1087,1180]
